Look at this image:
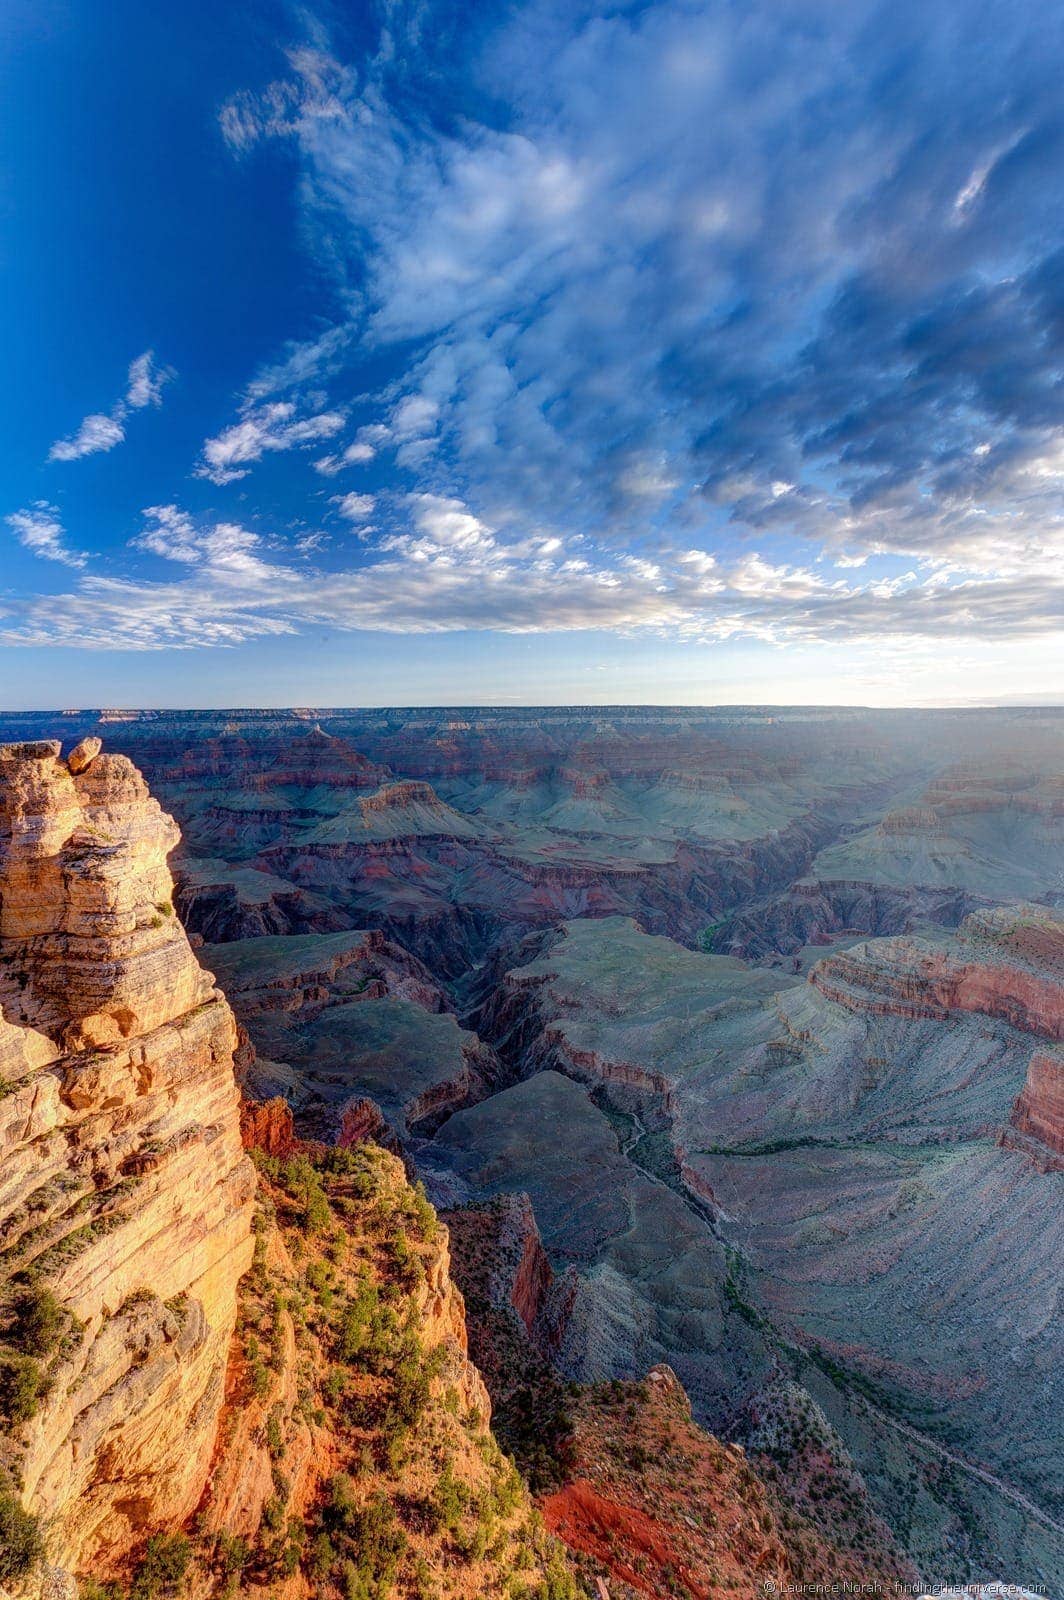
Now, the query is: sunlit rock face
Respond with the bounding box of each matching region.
[0,740,255,1576]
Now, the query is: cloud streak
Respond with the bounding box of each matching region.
[12,1,1063,674]
[48,350,172,462]
[196,401,345,484]
[5,503,88,568]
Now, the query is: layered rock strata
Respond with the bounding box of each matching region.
[810,906,1064,1039]
[0,741,255,1579]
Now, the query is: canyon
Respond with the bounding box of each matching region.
[0,706,1061,1600]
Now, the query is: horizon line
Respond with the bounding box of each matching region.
[2,701,1064,716]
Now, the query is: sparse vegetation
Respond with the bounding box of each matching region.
[130,1532,192,1600]
[0,1492,44,1582]
[231,1142,586,1599]
[7,1282,64,1356]
[0,1352,47,1422]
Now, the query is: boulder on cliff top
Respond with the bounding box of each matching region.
[66,735,102,774]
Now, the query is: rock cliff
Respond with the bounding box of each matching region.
[0,740,256,1584]
[538,1366,793,1600]
[1007,1051,1064,1167]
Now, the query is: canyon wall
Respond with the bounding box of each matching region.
[0,740,255,1580]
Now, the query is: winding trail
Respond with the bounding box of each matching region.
[858,1395,1064,1539]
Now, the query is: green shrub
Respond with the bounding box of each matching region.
[337,1278,396,1374]
[390,1230,422,1290]
[389,1352,431,1431]
[0,1493,44,1582]
[130,1532,191,1600]
[406,1181,438,1242]
[79,1583,124,1600]
[310,1531,336,1576]
[213,1531,249,1576]
[266,1405,285,1458]
[276,1156,332,1234]
[433,1463,470,1535]
[9,1283,64,1356]
[319,1481,407,1591]
[0,1354,46,1422]
[261,1494,285,1534]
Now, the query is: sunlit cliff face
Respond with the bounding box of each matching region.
[0,738,255,1572]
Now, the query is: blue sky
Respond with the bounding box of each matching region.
[1,0,1062,708]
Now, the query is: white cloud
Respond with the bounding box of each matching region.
[205,0,1064,644]
[318,423,392,473]
[6,503,87,567]
[245,326,353,403]
[48,348,173,462]
[126,350,172,409]
[196,403,345,484]
[618,457,680,499]
[952,130,1027,219]
[333,492,376,521]
[131,504,202,563]
[219,48,354,153]
[404,494,497,555]
[316,423,392,473]
[343,440,379,464]
[3,490,1063,655]
[48,412,125,462]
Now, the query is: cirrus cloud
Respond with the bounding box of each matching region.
[210,0,1064,657]
[5,503,88,568]
[196,402,346,484]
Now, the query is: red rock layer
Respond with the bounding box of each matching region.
[1010,1052,1064,1156]
[540,1366,790,1600]
[239,1095,296,1158]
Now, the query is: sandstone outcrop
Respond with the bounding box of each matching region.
[239,1094,295,1158]
[66,738,101,776]
[0,741,255,1582]
[204,928,445,1020]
